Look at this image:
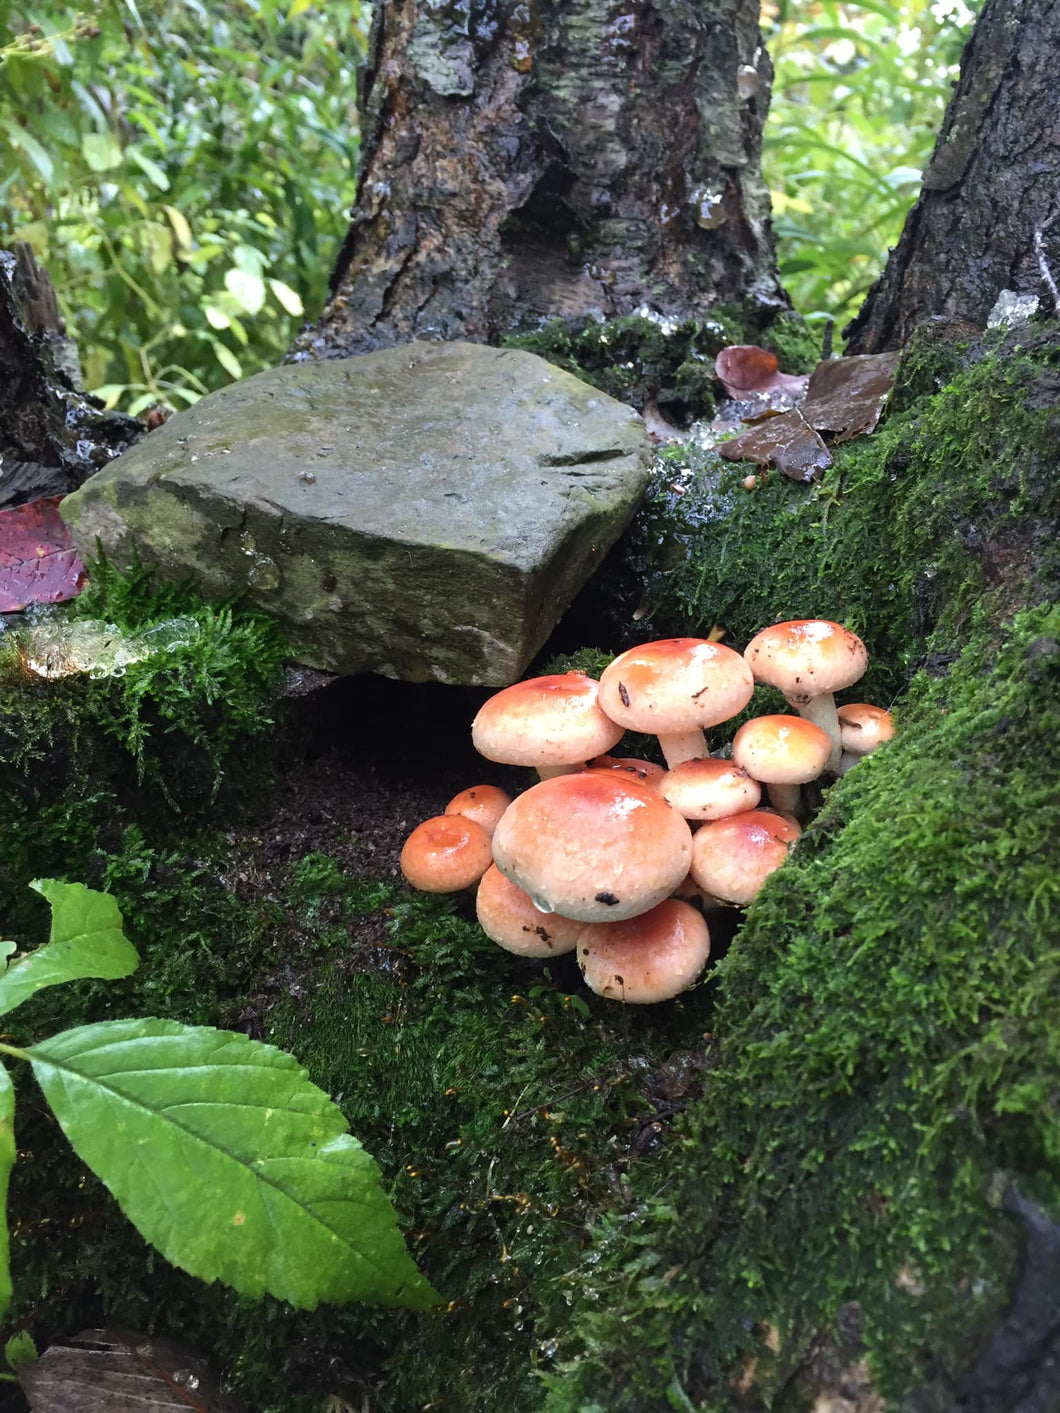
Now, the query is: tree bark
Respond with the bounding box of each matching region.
[845,0,1060,354]
[295,0,786,360]
[0,243,141,510]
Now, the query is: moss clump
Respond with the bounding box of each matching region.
[614,325,1060,684]
[540,602,1060,1410]
[6,843,714,1412]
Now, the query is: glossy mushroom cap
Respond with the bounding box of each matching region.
[445,783,513,836]
[743,620,868,705]
[598,639,755,767]
[689,808,802,907]
[660,757,761,820]
[837,703,895,756]
[491,771,693,923]
[586,755,666,792]
[577,899,711,1004]
[472,672,623,775]
[732,715,831,784]
[401,815,494,893]
[475,865,582,957]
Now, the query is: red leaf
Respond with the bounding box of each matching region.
[0,496,86,611]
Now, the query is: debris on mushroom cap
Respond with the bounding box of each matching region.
[586,755,666,791]
[471,672,623,775]
[445,784,513,837]
[689,808,802,907]
[742,620,868,704]
[577,899,711,1004]
[491,771,693,923]
[660,756,761,820]
[837,703,895,755]
[598,638,755,768]
[476,865,583,957]
[400,815,493,893]
[731,715,831,784]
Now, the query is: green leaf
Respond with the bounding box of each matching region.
[224,266,266,315]
[81,131,124,173]
[2,119,55,185]
[163,204,193,254]
[211,340,243,380]
[4,1331,36,1372]
[128,146,170,191]
[0,882,138,1019]
[27,1019,441,1311]
[268,277,304,316]
[0,1066,13,1326]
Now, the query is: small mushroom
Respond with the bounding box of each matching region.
[400,815,493,893]
[598,638,755,768]
[445,783,513,836]
[659,756,761,820]
[743,620,868,773]
[836,703,895,774]
[689,808,802,906]
[491,771,693,922]
[476,865,582,957]
[472,672,623,779]
[731,714,831,815]
[577,899,711,1004]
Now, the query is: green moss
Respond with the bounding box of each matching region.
[617,326,1060,683]
[758,308,822,374]
[542,602,1060,1410]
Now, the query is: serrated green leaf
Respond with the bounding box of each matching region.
[0,882,138,1019]
[81,131,123,172]
[28,1019,441,1311]
[0,1066,13,1326]
[4,1330,36,1371]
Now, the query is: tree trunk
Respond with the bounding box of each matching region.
[0,243,141,509]
[845,0,1060,354]
[296,0,786,360]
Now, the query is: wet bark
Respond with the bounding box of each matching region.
[845,0,1060,354]
[0,243,141,510]
[295,0,786,360]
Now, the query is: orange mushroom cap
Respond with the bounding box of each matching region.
[689,808,802,907]
[400,815,493,893]
[577,899,711,1004]
[475,865,582,957]
[471,672,623,772]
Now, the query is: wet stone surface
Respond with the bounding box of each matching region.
[60,342,652,686]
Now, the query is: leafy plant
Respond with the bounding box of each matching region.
[762,0,977,333]
[0,878,439,1329]
[0,0,364,411]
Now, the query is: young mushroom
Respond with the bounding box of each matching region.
[400,815,494,893]
[731,714,831,816]
[598,638,755,768]
[743,620,868,774]
[491,771,693,922]
[836,703,895,774]
[475,865,583,957]
[659,756,761,821]
[445,783,513,836]
[689,808,802,907]
[577,899,711,1004]
[471,672,623,779]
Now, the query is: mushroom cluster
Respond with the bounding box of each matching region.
[401,622,894,1004]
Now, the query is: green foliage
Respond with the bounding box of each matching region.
[0,0,364,411]
[763,0,977,333]
[0,880,438,1324]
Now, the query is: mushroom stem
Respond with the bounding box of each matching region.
[536,763,582,780]
[788,693,842,773]
[766,781,801,815]
[657,729,708,769]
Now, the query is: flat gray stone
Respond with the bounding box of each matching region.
[61,342,652,685]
